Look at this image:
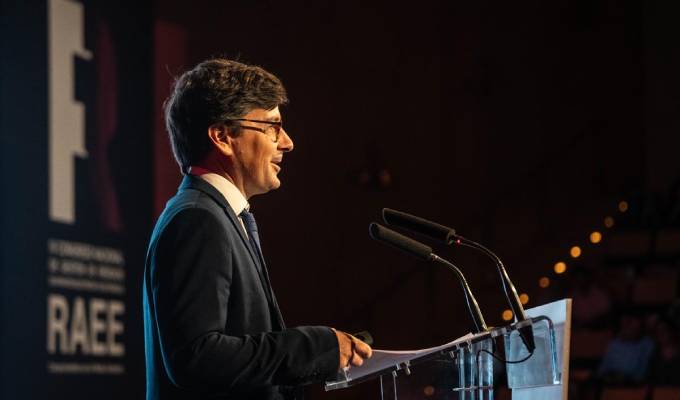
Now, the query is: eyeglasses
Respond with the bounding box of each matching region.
[226,118,284,142]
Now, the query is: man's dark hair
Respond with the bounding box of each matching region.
[164,58,288,174]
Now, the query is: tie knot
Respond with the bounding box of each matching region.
[239,209,263,258]
[240,209,258,234]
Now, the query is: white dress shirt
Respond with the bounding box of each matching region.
[189,166,250,238]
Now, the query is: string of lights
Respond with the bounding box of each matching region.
[499,200,629,322]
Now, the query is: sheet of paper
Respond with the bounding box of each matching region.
[335,332,476,383]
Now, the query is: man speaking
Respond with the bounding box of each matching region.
[143,59,371,400]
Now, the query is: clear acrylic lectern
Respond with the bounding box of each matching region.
[325,299,571,400]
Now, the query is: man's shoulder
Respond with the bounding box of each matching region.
[167,186,224,215]
[151,188,233,242]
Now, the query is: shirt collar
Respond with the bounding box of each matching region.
[188,166,249,215]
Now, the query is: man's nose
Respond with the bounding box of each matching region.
[278,128,294,152]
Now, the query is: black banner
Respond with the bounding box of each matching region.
[1,0,151,398]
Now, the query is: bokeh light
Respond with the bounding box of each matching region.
[539,276,550,288]
[502,309,514,321]
[554,262,567,274]
[590,231,602,244]
[570,246,582,258]
[423,386,435,396]
[618,200,628,212]
[604,216,615,228]
[519,293,529,305]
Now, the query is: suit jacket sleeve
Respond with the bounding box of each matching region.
[149,207,339,392]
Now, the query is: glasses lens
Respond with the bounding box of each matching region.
[267,124,281,142]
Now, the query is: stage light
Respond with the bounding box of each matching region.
[590,231,602,244]
[502,309,514,321]
[519,293,529,305]
[570,246,581,258]
[554,262,567,274]
[618,200,628,212]
[604,216,614,228]
[539,276,550,288]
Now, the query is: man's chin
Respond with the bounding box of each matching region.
[247,179,280,198]
[263,177,281,192]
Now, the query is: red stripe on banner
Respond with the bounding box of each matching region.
[94,20,123,232]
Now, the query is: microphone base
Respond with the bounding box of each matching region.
[517,324,536,353]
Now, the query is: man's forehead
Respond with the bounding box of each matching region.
[245,106,281,121]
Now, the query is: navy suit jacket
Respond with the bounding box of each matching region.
[143,175,338,400]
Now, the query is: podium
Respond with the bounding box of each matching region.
[326,299,571,400]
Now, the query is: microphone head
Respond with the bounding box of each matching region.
[382,208,456,244]
[369,223,433,261]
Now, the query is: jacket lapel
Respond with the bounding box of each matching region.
[178,175,284,329]
[179,176,261,268]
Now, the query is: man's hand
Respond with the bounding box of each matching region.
[332,328,373,369]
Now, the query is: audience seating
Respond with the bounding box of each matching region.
[605,231,652,258]
[571,329,614,360]
[631,276,678,305]
[652,386,680,400]
[655,229,680,255]
[600,386,648,400]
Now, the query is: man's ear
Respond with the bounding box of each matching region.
[207,124,234,156]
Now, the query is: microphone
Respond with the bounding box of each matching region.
[369,223,488,334]
[382,208,457,244]
[381,209,535,353]
[369,222,433,261]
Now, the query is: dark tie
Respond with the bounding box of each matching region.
[239,209,285,329]
[240,209,264,266]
